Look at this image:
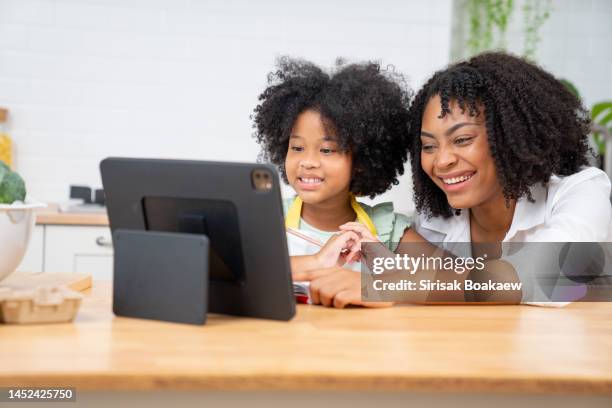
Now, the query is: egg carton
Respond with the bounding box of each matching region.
[0,286,82,324]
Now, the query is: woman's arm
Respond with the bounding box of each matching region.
[302,225,521,307]
[369,226,522,303]
[358,226,468,302]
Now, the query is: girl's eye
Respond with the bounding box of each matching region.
[320,148,336,155]
[290,145,304,152]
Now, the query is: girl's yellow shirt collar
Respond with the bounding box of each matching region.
[285,194,378,236]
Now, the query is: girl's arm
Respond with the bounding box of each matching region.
[289,231,361,278]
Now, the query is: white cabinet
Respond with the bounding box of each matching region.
[16,225,114,280]
[45,226,113,280]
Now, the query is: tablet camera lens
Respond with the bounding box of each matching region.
[252,169,273,192]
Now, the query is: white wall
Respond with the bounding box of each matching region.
[528,0,612,108]
[0,0,454,214]
[452,0,612,108]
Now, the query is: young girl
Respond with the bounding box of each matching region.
[252,57,412,276]
[303,52,612,307]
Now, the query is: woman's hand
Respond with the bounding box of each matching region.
[315,231,361,268]
[339,222,380,243]
[293,267,394,309]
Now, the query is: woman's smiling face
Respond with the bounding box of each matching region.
[420,95,502,210]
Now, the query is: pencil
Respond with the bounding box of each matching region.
[286,227,324,247]
[286,227,352,256]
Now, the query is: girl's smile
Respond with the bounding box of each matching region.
[296,173,325,190]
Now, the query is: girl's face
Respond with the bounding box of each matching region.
[420,95,502,210]
[285,109,352,206]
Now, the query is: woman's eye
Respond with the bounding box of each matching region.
[455,137,474,145]
[421,144,436,153]
[290,146,304,152]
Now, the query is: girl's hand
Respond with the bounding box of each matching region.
[293,267,394,309]
[315,231,361,268]
[339,222,380,243]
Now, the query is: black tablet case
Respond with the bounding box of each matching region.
[100,157,295,322]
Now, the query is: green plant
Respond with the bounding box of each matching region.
[0,160,26,204]
[466,0,552,58]
[561,79,612,159]
[559,79,581,99]
[522,0,552,59]
[591,101,612,156]
[467,0,515,55]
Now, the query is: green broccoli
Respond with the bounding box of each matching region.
[0,161,26,204]
[0,160,8,185]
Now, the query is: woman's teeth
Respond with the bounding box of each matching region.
[299,177,323,184]
[442,174,473,185]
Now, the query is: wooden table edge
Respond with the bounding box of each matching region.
[2,374,611,394]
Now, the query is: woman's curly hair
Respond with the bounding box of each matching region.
[252,57,412,198]
[407,52,591,218]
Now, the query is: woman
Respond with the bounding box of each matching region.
[296,52,611,308]
[407,52,610,245]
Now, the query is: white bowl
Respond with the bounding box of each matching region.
[0,201,47,282]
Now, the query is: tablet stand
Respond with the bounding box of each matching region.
[112,229,209,325]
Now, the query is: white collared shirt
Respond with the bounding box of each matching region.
[414,167,612,304]
[415,167,612,244]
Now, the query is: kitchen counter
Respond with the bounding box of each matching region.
[0,281,611,407]
[35,203,108,226]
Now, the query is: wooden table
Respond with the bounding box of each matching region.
[1,281,611,407]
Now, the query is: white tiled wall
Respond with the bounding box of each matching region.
[0,0,454,215]
[452,0,612,108]
[531,0,612,107]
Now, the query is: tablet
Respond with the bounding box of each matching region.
[100,157,295,321]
